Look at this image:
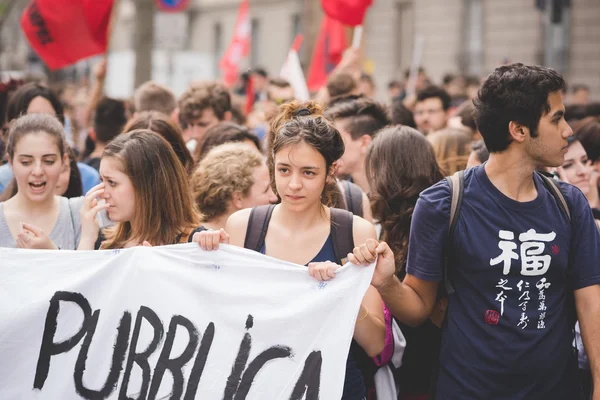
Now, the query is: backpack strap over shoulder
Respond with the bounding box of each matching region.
[343,180,364,218]
[244,204,276,251]
[330,208,354,265]
[443,170,465,295]
[536,171,571,222]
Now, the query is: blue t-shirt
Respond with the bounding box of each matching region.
[406,165,600,400]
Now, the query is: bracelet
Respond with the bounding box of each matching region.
[357,306,369,323]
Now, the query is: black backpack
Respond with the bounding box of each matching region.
[243,204,355,265]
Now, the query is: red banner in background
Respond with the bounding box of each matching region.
[20,0,114,70]
[220,0,251,87]
[306,16,347,92]
[321,0,373,26]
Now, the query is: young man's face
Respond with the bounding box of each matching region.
[526,91,573,168]
[189,108,220,143]
[334,119,367,176]
[414,97,448,135]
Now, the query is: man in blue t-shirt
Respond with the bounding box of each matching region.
[349,64,600,399]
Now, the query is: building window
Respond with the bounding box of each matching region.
[251,18,260,67]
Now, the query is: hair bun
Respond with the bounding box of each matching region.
[293,108,311,117]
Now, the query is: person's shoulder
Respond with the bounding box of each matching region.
[226,208,254,247]
[537,174,591,217]
[77,162,100,178]
[66,195,85,214]
[417,175,452,212]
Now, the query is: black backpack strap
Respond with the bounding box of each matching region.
[344,180,364,218]
[243,205,276,251]
[536,171,571,222]
[443,170,465,295]
[330,208,354,265]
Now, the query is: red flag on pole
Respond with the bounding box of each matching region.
[321,0,373,26]
[220,0,251,87]
[306,16,347,92]
[20,0,114,70]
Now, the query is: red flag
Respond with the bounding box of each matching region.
[306,16,347,92]
[321,0,373,26]
[220,0,251,87]
[20,0,114,70]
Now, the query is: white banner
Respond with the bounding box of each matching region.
[0,244,373,399]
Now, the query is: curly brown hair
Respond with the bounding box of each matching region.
[190,143,264,221]
[178,82,231,125]
[367,126,444,273]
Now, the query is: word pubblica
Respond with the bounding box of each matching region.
[33,291,322,400]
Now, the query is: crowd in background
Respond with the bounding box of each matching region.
[1,50,599,400]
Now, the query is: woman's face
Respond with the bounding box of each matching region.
[238,163,277,209]
[99,157,136,223]
[274,142,328,211]
[10,132,65,202]
[557,141,593,196]
[27,96,57,116]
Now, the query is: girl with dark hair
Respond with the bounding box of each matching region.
[0,114,82,249]
[194,101,386,400]
[0,83,100,194]
[78,130,202,249]
[123,111,194,174]
[366,126,445,400]
[6,82,65,124]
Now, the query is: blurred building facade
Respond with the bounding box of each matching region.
[1,0,599,99]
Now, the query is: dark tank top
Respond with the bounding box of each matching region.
[260,235,367,400]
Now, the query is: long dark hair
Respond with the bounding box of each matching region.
[6,83,65,124]
[366,126,444,273]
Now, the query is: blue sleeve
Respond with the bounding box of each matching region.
[405,180,451,282]
[77,162,101,194]
[560,183,600,290]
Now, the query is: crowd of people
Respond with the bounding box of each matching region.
[1,53,600,400]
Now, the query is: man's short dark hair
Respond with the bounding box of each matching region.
[474,63,565,153]
[268,77,291,88]
[390,97,416,128]
[325,96,390,140]
[252,67,268,78]
[416,85,451,111]
[94,97,127,144]
[387,80,402,90]
[178,82,232,124]
[327,72,357,99]
[565,104,588,122]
